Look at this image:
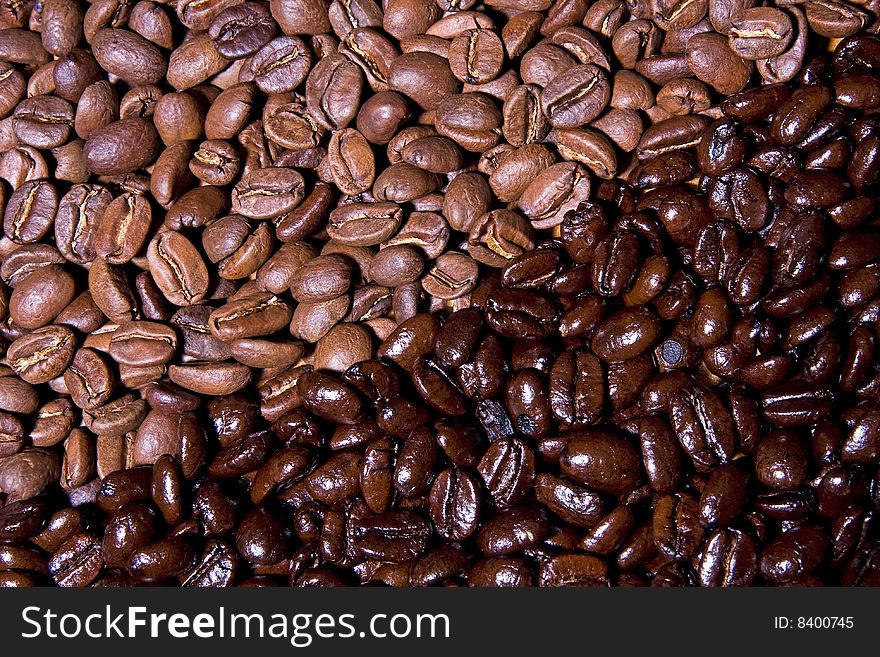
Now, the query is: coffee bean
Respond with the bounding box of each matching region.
[729,8,794,60]
[169,362,253,397]
[181,539,238,587]
[353,510,431,562]
[83,117,161,175]
[232,167,305,220]
[477,506,548,557]
[806,0,867,39]
[92,29,167,85]
[328,128,375,195]
[235,505,287,565]
[49,532,103,587]
[539,553,609,587]
[0,449,60,502]
[8,325,76,384]
[759,525,828,583]
[389,51,458,111]
[686,32,751,94]
[591,306,661,362]
[128,536,196,582]
[10,265,76,329]
[449,29,504,85]
[4,179,58,244]
[535,473,604,529]
[146,231,209,306]
[541,65,611,129]
[306,54,364,131]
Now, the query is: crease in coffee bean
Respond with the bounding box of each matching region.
[343,37,388,84]
[10,333,72,372]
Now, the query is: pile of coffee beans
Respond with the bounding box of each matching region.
[0,0,879,587]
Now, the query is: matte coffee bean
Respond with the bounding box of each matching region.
[147,231,209,307]
[541,65,611,129]
[83,118,160,175]
[4,180,58,244]
[698,528,757,586]
[686,33,751,94]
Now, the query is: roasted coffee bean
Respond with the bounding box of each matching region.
[64,347,114,410]
[13,95,74,149]
[699,462,747,527]
[307,54,363,131]
[762,382,834,427]
[412,356,467,416]
[759,525,828,583]
[429,468,481,542]
[328,128,375,195]
[235,506,287,565]
[84,396,147,439]
[388,51,458,111]
[128,536,196,582]
[698,528,757,586]
[169,362,253,397]
[232,168,305,220]
[665,385,736,469]
[8,325,76,384]
[686,32,751,94]
[478,437,535,508]
[327,202,403,247]
[0,498,48,542]
[638,416,681,495]
[393,425,437,496]
[5,179,58,244]
[653,492,703,562]
[181,539,238,587]
[209,3,275,59]
[108,321,177,367]
[468,556,533,587]
[535,473,604,529]
[484,288,556,340]
[49,533,103,587]
[806,0,867,39]
[477,506,549,557]
[208,293,291,341]
[656,79,711,116]
[591,306,661,362]
[83,117,160,175]
[729,8,794,60]
[146,231,209,306]
[560,429,642,496]
[541,65,610,129]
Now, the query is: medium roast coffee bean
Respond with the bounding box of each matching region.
[541,65,610,128]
